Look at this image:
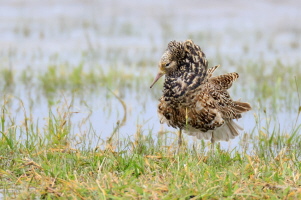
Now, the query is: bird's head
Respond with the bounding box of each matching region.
[150,40,185,88]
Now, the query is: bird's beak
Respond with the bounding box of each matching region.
[150,72,164,88]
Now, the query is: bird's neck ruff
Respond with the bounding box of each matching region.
[163,43,208,104]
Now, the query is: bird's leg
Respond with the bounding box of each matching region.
[210,132,215,154]
[178,129,183,147]
[176,129,183,154]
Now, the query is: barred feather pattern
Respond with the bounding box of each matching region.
[162,40,208,104]
[157,40,251,142]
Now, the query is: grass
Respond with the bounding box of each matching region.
[0,94,301,199]
[0,57,300,199]
[0,127,301,199]
[0,63,154,98]
[0,56,300,199]
[1,16,301,200]
[1,58,301,102]
[1,1,301,198]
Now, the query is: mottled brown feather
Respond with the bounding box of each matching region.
[155,40,251,142]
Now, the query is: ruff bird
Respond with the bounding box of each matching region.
[150,40,251,147]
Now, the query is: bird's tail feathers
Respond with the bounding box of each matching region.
[233,101,252,113]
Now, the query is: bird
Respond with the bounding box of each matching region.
[150,40,251,148]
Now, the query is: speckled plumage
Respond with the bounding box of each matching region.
[151,40,251,143]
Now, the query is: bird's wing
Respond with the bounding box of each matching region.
[209,89,242,119]
[208,72,251,119]
[206,65,220,79]
[188,87,226,131]
[208,72,239,90]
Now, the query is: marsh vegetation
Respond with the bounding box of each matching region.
[0,0,301,199]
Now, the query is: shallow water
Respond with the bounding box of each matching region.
[0,0,301,150]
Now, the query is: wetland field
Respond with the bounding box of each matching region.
[0,0,301,199]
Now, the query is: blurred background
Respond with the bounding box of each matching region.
[0,0,300,149]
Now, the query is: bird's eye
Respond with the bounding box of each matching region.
[165,63,170,67]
